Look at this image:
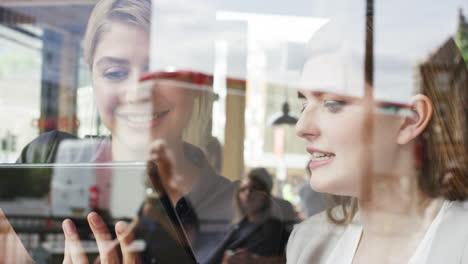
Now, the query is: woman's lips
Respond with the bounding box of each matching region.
[115,110,169,129]
[309,158,335,169]
[307,147,336,169]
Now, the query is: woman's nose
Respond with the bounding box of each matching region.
[295,108,321,140]
[122,73,152,104]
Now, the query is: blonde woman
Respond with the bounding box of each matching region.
[18,0,236,263]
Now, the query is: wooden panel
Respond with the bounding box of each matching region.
[222,80,246,181]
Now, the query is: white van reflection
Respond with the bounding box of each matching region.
[50,139,146,219]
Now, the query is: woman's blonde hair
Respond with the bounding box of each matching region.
[83,0,151,69]
[182,88,214,151]
[83,0,213,150]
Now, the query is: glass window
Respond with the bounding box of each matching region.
[1,1,467,263]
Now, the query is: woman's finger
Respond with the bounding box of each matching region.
[63,240,73,264]
[87,212,119,263]
[115,221,141,264]
[62,238,72,264]
[62,219,88,264]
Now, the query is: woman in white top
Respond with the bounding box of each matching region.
[286,8,468,264]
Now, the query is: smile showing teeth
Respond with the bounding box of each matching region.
[311,152,335,161]
[308,148,336,169]
[117,111,169,123]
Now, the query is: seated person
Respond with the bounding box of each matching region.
[209,169,290,264]
[248,168,298,231]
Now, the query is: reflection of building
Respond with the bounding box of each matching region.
[455,9,468,62]
[1,2,95,153]
[417,9,468,170]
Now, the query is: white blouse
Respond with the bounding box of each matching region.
[325,200,452,264]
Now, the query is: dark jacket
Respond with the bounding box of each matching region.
[17,130,78,163]
[207,216,290,263]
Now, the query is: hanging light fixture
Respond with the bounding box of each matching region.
[270,100,298,191]
[270,101,298,126]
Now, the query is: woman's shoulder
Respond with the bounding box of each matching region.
[425,199,468,263]
[443,199,468,221]
[286,210,346,264]
[439,199,468,238]
[453,199,468,209]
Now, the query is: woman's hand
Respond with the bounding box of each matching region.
[62,140,185,264]
[62,212,141,264]
[0,209,34,263]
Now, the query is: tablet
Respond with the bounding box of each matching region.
[0,162,198,264]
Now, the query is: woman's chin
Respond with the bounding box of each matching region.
[113,134,150,153]
[309,175,349,195]
[309,180,330,194]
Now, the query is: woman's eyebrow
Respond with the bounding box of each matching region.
[297,91,325,99]
[95,57,129,67]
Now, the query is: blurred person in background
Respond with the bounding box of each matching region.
[246,168,298,232]
[211,168,289,264]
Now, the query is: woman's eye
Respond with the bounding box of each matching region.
[102,68,129,81]
[323,100,347,113]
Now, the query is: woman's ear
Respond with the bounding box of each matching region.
[397,94,433,145]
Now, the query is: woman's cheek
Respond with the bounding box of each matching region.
[93,81,120,131]
[322,117,357,144]
[95,88,118,116]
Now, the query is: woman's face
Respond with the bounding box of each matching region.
[295,90,403,198]
[91,22,197,151]
[238,179,267,216]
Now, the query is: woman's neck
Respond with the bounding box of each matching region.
[247,211,259,222]
[358,170,443,237]
[354,179,443,264]
[246,209,269,223]
[351,148,445,264]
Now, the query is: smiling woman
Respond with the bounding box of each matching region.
[286,3,468,263]
[16,0,238,263]
[82,0,211,161]
[88,20,201,161]
[290,77,468,264]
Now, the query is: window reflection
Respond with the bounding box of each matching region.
[0,0,466,263]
